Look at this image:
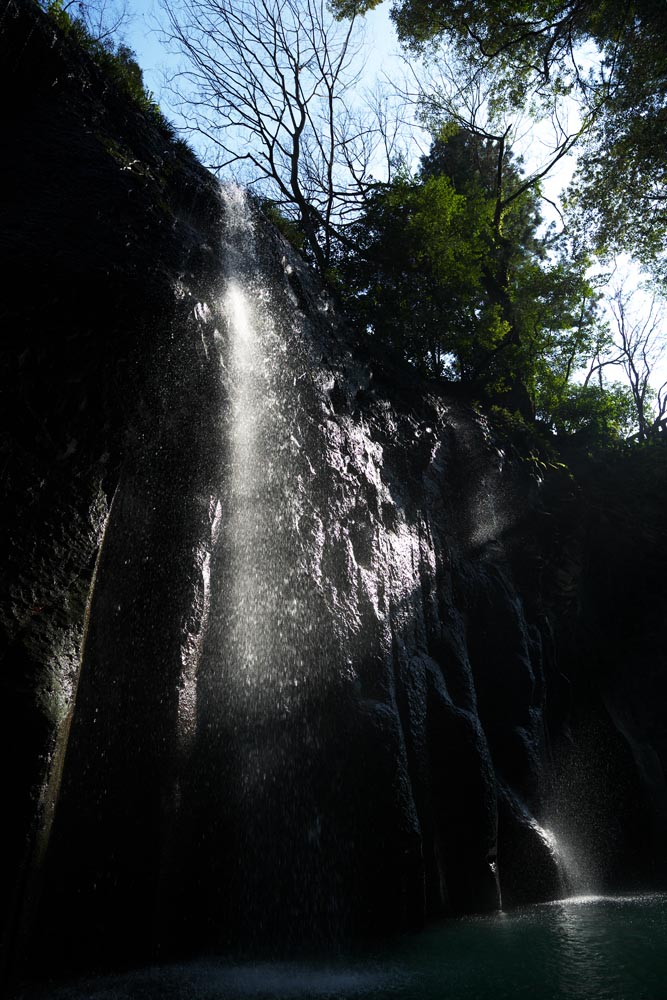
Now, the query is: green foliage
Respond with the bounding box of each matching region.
[347,0,667,280]
[39,0,166,127]
[559,3,667,279]
[337,125,645,445]
[41,0,77,30]
[340,128,608,426]
[338,170,489,378]
[488,383,636,478]
[535,380,636,440]
[484,406,573,485]
[259,200,307,254]
[329,1,666,444]
[331,0,380,17]
[41,0,658,449]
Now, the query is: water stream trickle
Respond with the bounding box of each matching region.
[189,185,347,945]
[218,185,316,716]
[540,821,597,897]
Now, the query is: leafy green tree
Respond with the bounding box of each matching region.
[339,127,609,422]
[333,0,667,280]
[41,0,131,44]
[424,129,606,414]
[565,7,667,278]
[339,169,488,378]
[40,0,163,118]
[536,380,636,440]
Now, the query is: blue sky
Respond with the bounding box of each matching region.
[122,1,578,200]
[123,0,170,107]
[123,0,402,159]
[118,0,665,398]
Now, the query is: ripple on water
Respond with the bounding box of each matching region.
[18,893,667,1000]
[20,960,407,1000]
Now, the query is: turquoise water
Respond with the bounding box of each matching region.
[18,894,667,1000]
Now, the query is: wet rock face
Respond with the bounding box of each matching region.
[3,0,666,988]
[0,0,224,979]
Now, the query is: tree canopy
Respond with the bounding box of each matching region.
[332,0,667,282]
[46,0,665,446]
[336,126,628,433]
[161,0,405,273]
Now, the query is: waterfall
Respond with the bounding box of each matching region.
[9,5,665,976]
[538,820,597,898]
[178,184,504,942]
[219,185,316,718]
[21,185,529,978]
[181,185,350,949]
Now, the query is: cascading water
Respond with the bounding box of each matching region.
[192,187,507,943]
[175,184,494,949]
[7,10,667,984]
[179,185,353,949]
[20,182,581,984]
[219,185,320,717]
[539,823,595,896]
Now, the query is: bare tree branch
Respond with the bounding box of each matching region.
[45,0,133,44]
[160,0,404,272]
[605,279,667,440]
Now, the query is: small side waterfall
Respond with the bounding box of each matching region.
[539,817,599,898]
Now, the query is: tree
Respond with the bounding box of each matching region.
[41,0,132,44]
[161,0,401,274]
[600,286,667,441]
[339,127,607,421]
[425,127,609,413]
[334,0,667,280]
[410,46,588,230]
[565,9,667,279]
[334,0,648,88]
[40,0,162,121]
[338,169,488,377]
[534,380,635,439]
[387,41,598,405]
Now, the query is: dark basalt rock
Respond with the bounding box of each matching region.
[0,0,224,982]
[2,0,667,992]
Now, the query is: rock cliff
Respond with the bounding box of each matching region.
[2,0,666,989]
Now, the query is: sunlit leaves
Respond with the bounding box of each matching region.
[358,0,667,281]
